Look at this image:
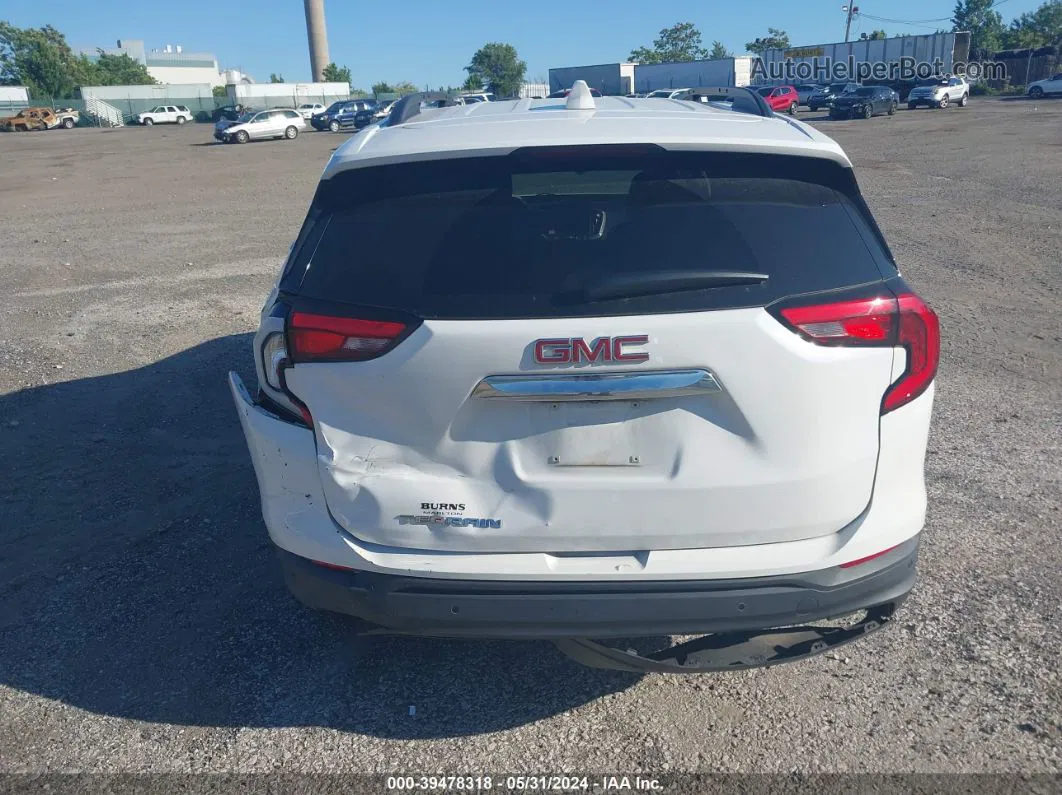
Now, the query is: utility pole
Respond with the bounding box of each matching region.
[843,4,859,43]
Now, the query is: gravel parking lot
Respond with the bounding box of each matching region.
[1,99,1060,778]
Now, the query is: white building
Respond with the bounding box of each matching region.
[0,85,31,106]
[227,82,351,106]
[79,39,225,87]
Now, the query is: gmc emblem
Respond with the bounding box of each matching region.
[533,335,649,365]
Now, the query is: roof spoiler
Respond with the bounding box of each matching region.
[686,86,774,118]
[386,91,459,125]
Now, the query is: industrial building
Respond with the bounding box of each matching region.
[550,32,974,97]
[754,32,972,84]
[548,63,637,96]
[634,57,756,92]
[78,39,225,87]
[548,58,755,96]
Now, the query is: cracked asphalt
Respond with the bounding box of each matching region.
[0,98,1059,780]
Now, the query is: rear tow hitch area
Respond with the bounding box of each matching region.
[552,603,897,673]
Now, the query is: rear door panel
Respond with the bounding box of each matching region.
[280,150,899,555]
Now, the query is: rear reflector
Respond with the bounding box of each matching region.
[839,544,900,569]
[775,289,939,414]
[312,559,356,572]
[288,312,407,363]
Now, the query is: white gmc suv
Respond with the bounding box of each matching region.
[230,83,939,672]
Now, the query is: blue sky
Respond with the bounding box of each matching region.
[3,0,1044,87]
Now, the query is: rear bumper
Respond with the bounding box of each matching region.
[277,536,919,639]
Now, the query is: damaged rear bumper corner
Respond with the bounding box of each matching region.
[228,371,354,565]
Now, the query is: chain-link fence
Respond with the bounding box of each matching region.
[1,85,536,127]
[2,92,361,126]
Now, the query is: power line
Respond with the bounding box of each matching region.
[854,0,1016,29]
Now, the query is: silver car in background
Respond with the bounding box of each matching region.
[214,109,306,143]
[907,76,970,109]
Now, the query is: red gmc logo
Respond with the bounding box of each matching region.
[533,335,650,365]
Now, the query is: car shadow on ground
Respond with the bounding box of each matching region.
[0,334,642,737]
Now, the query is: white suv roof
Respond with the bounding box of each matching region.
[322,93,850,178]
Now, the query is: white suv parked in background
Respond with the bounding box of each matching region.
[1027,72,1062,98]
[230,83,939,672]
[137,105,194,125]
[907,75,969,109]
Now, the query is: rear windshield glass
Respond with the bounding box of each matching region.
[285,150,893,319]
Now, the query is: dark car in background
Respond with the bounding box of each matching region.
[373,99,397,119]
[808,82,860,112]
[353,106,379,129]
[311,99,378,132]
[829,86,899,119]
[793,84,825,106]
[212,104,253,122]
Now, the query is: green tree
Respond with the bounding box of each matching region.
[628,22,708,64]
[93,52,155,85]
[745,28,790,54]
[0,23,155,96]
[321,62,352,84]
[0,22,80,97]
[371,81,393,95]
[1003,0,1062,48]
[953,0,1007,53]
[461,73,483,91]
[393,80,419,95]
[465,42,526,98]
[212,85,227,97]
[707,40,732,60]
[269,72,284,83]
[860,30,888,40]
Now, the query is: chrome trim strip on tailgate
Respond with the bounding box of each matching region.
[470,369,722,402]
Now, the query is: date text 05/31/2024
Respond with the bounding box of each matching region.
[385,775,665,791]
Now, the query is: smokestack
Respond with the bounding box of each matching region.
[303,0,330,82]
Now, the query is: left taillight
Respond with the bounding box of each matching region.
[260,332,288,391]
[287,311,408,363]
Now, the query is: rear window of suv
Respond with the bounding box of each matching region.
[284,149,895,319]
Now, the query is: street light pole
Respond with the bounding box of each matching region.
[843,4,859,43]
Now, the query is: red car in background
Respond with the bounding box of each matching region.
[756,85,800,115]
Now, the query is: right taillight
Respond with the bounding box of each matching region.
[287,312,408,363]
[881,292,940,413]
[776,289,939,414]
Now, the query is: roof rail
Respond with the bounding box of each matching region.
[386,91,459,125]
[686,86,774,118]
